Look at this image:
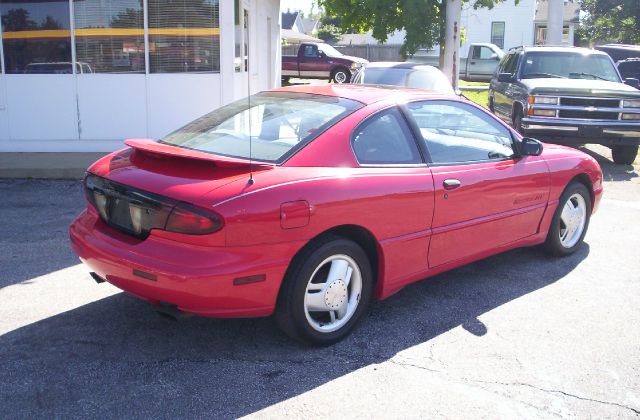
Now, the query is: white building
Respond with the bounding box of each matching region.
[460,0,579,54]
[0,0,281,153]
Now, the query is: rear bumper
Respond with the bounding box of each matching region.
[69,209,302,318]
[522,117,640,146]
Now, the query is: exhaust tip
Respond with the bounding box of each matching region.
[89,272,106,284]
[154,303,192,321]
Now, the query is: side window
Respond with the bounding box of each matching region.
[502,53,518,75]
[352,108,422,165]
[303,45,318,58]
[406,101,515,164]
[473,46,494,60]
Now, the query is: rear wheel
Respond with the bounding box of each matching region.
[281,76,291,85]
[611,144,638,165]
[275,235,372,345]
[331,67,351,84]
[544,182,591,257]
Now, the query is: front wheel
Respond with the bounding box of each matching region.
[544,182,591,257]
[611,144,638,165]
[275,236,372,345]
[331,68,351,84]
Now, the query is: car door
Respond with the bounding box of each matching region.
[350,106,435,290]
[469,45,500,80]
[298,44,326,78]
[404,100,550,268]
[492,52,519,120]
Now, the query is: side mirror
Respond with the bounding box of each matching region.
[520,137,543,156]
[624,78,640,89]
[317,51,326,58]
[490,53,499,60]
[497,72,515,83]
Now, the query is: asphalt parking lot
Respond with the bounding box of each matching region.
[1,145,639,419]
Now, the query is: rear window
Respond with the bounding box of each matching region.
[160,92,362,163]
[356,67,454,94]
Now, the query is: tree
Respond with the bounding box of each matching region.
[319,0,516,55]
[317,24,344,43]
[577,0,640,45]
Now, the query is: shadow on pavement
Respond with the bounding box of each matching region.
[0,179,84,288]
[0,242,589,418]
[578,146,639,182]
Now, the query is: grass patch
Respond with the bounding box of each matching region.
[461,88,489,108]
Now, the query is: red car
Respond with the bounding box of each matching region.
[70,85,603,345]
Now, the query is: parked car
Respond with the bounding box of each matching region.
[617,58,640,82]
[282,42,368,84]
[25,61,93,74]
[411,43,505,82]
[594,44,640,63]
[351,62,456,95]
[489,46,640,165]
[70,84,603,345]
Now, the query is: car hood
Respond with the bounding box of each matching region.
[331,55,369,65]
[521,78,640,98]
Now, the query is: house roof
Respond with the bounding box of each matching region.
[281,29,322,44]
[281,11,299,30]
[535,0,581,23]
[301,18,319,34]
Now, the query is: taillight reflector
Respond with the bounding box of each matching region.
[165,202,223,235]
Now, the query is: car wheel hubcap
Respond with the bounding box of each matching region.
[559,193,587,248]
[334,72,347,83]
[304,255,362,333]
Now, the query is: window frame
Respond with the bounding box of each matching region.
[403,99,520,167]
[349,105,427,167]
[491,22,505,50]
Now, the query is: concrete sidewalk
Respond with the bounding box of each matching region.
[0,153,107,179]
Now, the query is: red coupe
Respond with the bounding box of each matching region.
[70,85,603,345]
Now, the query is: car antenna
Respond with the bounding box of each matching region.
[246,17,255,186]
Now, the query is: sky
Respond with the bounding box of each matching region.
[280,0,316,16]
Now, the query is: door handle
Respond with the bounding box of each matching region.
[470,61,476,64]
[443,179,461,190]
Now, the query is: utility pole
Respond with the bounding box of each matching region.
[546,0,564,45]
[441,0,461,90]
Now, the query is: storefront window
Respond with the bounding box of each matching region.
[147,0,220,73]
[73,0,145,73]
[0,0,72,73]
[234,0,241,72]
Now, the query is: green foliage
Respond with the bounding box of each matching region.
[319,0,515,55]
[578,0,640,44]
[317,24,344,43]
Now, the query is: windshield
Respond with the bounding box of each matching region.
[160,92,362,163]
[318,43,343,57]
[521,52,620,82]
[357,67,454,94]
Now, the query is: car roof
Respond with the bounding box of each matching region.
[362,61,441,71]
[513,46,610,56]
[271,84,456,105]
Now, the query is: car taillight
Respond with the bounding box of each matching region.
[165,202,224,235]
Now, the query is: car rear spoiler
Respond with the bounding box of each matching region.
[124,139,275,169]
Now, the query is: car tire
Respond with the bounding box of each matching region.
[611,144,638,165]
[488,96,495,113]
[275,235,373,346]
[281,76,290,85]
[331,68,351,84]
[544,181,592,257]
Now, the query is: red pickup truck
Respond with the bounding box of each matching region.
[282,42,368,84]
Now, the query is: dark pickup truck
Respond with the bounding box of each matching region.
[282,42,368,84]
[489,46,640,164]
